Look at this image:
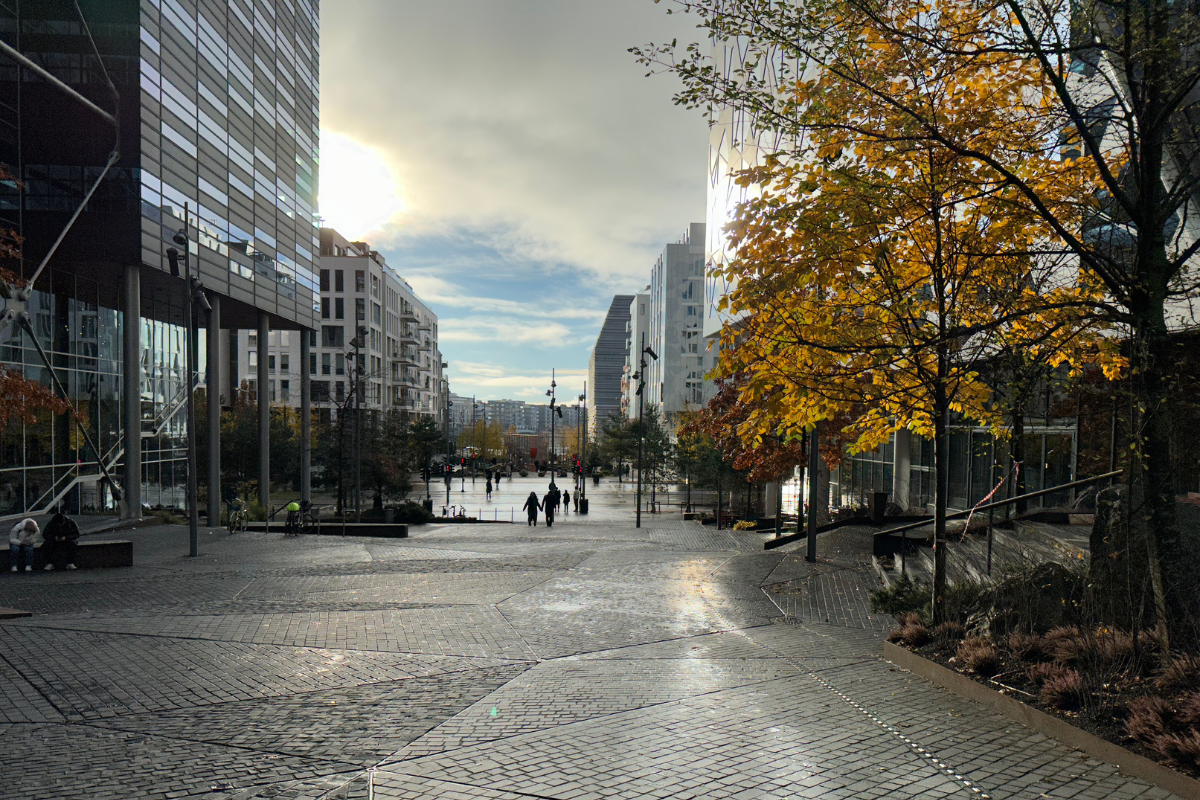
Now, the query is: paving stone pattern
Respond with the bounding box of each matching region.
[0,478,1180,799]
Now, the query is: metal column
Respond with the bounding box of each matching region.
[257,311,270,513]
[300,328,311,503]
[206,293,221,526]
[122,263,141,519]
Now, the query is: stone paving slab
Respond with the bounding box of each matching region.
[91,665,529,766]
[0,722,352,800]
[0,626,524,721]
[389,657,799,760]
[15,606,538,659]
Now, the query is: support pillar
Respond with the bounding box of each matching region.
[206,294,221,525]
[892,428,912,511]
[121,263,141,519]
[300,328,311,503]
[257,311,270,513]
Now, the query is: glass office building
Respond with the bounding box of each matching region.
[0,0,319,519]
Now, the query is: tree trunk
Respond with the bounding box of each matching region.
[1012,407,1027,515]
[932,384,949,625]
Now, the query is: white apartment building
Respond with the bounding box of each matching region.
[621,290,650,420]
[233,228,447,424]
[645,223,716,426]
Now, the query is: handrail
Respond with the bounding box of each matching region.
[874,469,1122,538]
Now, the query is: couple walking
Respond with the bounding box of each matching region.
[523,482,571,527]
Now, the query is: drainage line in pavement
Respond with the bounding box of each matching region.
[752,589,992,799]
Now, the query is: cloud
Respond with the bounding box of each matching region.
[320,0,706,283]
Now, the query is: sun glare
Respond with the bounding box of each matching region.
[318,130,406,239]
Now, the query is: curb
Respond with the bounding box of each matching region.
[883,640,1200,800]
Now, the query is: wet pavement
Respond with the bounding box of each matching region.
[0,480,1178,799]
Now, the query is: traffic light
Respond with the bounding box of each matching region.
[443,464,451,481]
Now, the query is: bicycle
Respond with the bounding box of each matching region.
[299,503,323,535]
[227,498,247,534]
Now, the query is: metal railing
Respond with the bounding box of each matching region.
[877,469,1121,574]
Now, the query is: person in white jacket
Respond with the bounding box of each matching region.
[9,518,40,572]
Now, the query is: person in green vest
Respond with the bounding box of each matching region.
[285,500,301,535]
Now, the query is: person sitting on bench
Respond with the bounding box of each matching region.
[43,508,80,571]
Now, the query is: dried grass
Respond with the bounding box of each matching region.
[1126,696,1173,741]
[957,637,1001,677]
[1153,655,1200,693]
[1039,670,1085,710]
[932,621,966,647]
[1027,661,1070,688]
[1006,631,1050,662]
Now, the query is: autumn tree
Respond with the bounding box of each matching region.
[638,0,1111,622]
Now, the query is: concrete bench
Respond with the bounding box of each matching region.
[2,540,133,570]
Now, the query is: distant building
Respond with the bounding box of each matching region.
[622,290,650,419]
[646,224,715,426]
[235,228,446,424]
[587,295,635,438]
[451,396,580,438]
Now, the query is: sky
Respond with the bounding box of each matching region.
[317,0,707,402]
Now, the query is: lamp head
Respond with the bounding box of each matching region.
[643,346,658,361]
[172,229,187,247]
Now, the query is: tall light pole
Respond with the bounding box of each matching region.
[579,382,587,511]
[165,203,211,557]
[545,370,558,477]
[445,395,452,506]
[634,333,658,528]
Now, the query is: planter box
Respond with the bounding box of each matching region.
[883,641,1200,800]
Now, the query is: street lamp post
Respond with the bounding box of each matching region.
[579,382,587,512]
[634,333,658,529]
[165,202,211,558]
[545,370,558,477]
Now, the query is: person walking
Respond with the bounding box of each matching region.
[42,508,80,570]
[523,492,541,526]
[485,477,493,500]
[561,488,570,515]
[543,488,556,527]
[9,518,39,572]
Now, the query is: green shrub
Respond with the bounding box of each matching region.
[246,499,267,521]
[871,574,932,622]
[393,501,434,524]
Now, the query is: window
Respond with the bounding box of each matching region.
[269,381,276,402]
[334,270,344,292]
[248,333,257,348]
[268,355,276,371]
[321,326,344,348]
[280,380,290,401]
[335,353,345,375]
[321,297,330,319]
[335,381,344,402]
[309,331,317,347]
[356,298,365,321]
[372,303,381,324]
[309,353,317,375]
[313,381,330,402]
[335,297,344,319]
[249,351,257,367]
[320,269,329,292]
[355,270,365,293]
[321,352,331,375]
[280,355,289,372]
[370,274,379,298]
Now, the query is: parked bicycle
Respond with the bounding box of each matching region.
[299,502,323,535]
[227,497,247,534]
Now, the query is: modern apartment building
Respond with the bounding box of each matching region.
[644,224,715,426]
[234,228,446,425]
[450,396,580,439]
[621,290,649,420]
[0,0,320,519]
[586,294,634,438]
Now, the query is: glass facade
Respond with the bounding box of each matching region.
[0,0,319,518]
[137,0,320,318]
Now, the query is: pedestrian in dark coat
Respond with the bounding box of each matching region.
[42,509,80,570]
[523,492,541,526]
[543,490,556,527]
[561,489,570,514]
[485,478,493,499]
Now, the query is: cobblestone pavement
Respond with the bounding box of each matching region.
[0,477,1180,799]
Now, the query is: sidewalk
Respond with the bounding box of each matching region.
[0,483,1178,799]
